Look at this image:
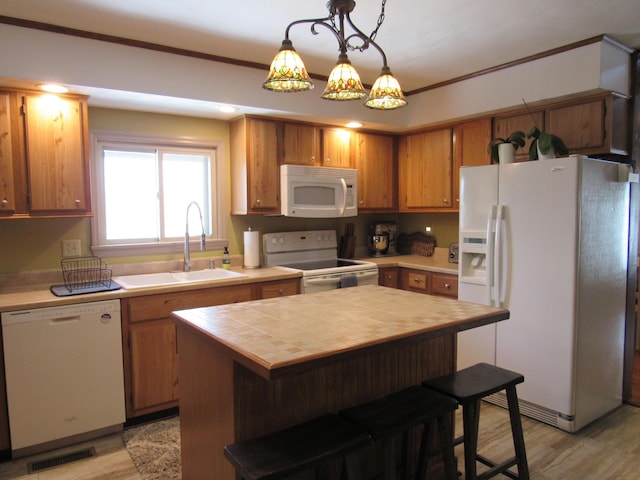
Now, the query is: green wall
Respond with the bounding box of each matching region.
[0,108,459,275]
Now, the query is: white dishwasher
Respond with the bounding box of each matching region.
[1,299,125,455]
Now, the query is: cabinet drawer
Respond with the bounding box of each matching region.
[127,284,253,322]
[258,279,300,299]
[402,270,429,292]
[431,274,458,298]
[378,267,399,288]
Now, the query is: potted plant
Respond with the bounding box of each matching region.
[487,131,526,164]
[526,126,569,160]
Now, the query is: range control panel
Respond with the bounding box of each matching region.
[263,230,337,254]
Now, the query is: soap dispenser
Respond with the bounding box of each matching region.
[222,246,231,270]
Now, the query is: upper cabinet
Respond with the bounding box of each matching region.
[23,93,91,214]
[453,118,492,207]
[281,122,320,166]
[493,110,545,162]
[230,117,280,214]
[398,127,453,212]
[321,128,353,168]
[0,89,91,218]
[545,93,629,156]
[353,132,395,212]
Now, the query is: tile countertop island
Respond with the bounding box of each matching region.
[173,285,509,480]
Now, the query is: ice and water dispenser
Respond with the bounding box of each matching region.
[459,230,489,285]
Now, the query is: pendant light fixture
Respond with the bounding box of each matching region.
[262,0,407,110]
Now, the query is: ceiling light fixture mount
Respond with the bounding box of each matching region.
[262,0,407,110]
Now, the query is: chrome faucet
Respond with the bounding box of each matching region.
[184,201,206,272]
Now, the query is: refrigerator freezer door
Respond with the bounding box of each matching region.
[457,164,499,369]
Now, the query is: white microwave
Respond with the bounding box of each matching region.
[280,164,358,218]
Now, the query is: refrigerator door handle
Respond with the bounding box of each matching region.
[494,204,504,308]
[486,205,497,306]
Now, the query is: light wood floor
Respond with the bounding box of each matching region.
[0,402,639,479]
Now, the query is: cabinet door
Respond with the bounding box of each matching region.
[322,128,353,167]
[258,278,300,299]
[431,273,458,298]
[399,128,453,211]
[0,92,17,215]
[354,133,395,211]
[378,267,399,288]
[247,119,279,211]
[493,110,544,161]
[453,118,492,208]
[23,94,90,213]
[282,123,320,165]
[129,319,179,412]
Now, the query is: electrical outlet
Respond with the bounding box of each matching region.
[62,239,81,257]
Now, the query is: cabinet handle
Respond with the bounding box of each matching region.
[413,277,420,283]
[444,283,451,289]
[359,200,364,205]
[443,198,449,204]
[255,199,261,205]
[1,199,7,207]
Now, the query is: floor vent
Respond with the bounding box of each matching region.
[27,447,96,473]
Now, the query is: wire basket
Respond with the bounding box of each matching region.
[60,256,113,293]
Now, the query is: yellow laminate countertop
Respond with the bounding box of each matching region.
[173,284,508,380]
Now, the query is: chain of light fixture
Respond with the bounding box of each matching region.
[262,0,407,110]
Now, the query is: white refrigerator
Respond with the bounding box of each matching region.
[457,155,630,432]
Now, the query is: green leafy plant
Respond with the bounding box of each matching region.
[487,131,526,163]
[526,126,569,160]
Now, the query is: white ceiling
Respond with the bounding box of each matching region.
[1,0,639,121]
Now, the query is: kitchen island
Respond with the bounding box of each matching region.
[173,285,509,480]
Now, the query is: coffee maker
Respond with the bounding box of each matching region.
[368,221,398,256]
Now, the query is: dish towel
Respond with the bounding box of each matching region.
[339,273,358,288]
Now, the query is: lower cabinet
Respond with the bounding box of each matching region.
[378,266,399,288]
[122,280,301,419]
[392,268,459,298]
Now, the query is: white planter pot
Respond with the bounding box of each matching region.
[498,143,516,164]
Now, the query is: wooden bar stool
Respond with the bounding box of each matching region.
[339,385,459,480]
[422,363,530,480]
[223,414,371,480]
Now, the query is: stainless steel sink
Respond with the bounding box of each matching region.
[113,269,247,289]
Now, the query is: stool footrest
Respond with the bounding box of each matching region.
[476,454,519,480]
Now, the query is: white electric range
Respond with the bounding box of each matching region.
[263,230,378,294]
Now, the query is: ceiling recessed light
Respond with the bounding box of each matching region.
[219,106,236,113]
[40,84,69,94]
[345,121,363,128]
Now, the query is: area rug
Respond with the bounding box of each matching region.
[123,416,181,480]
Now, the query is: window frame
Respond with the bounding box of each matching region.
[90,130,229,258]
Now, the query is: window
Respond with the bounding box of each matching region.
[90,131,228,257]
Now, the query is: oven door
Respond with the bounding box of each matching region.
[302,268,379,294]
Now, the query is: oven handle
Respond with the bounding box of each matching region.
[305,271,378,285]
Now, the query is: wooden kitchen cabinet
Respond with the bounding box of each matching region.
[545,93,629,156]
[354,132,396,212]
[453,118,492,208]
[0,92,19,216]
[378,266,399,288]
[431,273,458,298]
[122,284,253,418]
[398,128,453,211]
[401,268,431,294]
[0,89,91,218]
[321,127,353,167]
[230,116,280,214]
[256,278,300,299]
[493,109,545,162]
[281,122,320,165]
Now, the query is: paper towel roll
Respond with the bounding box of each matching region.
[243,230,260,269]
